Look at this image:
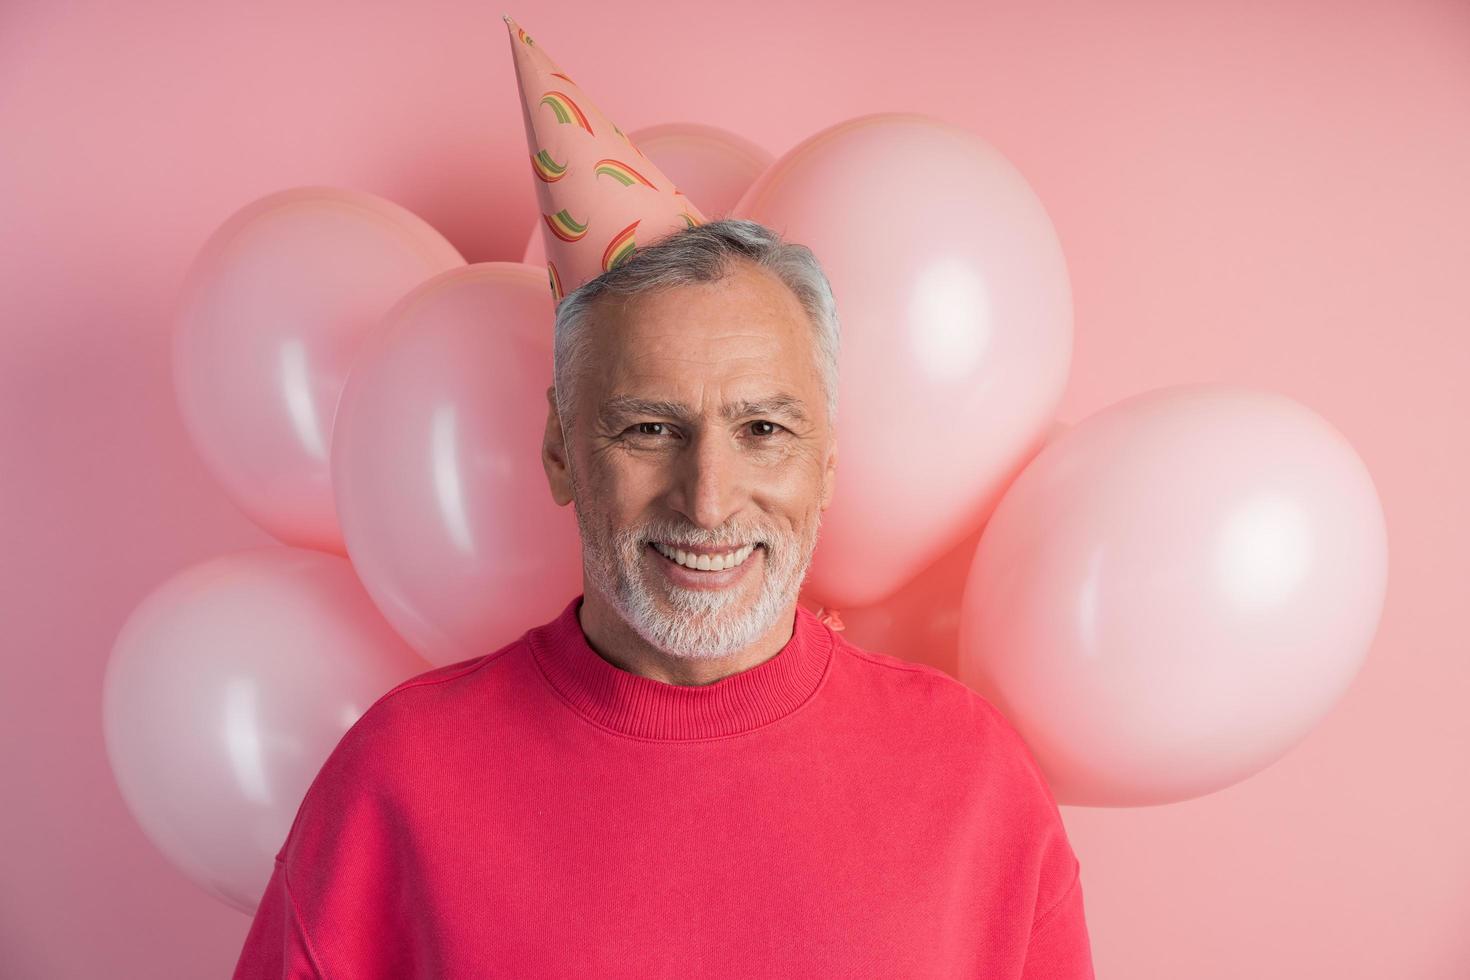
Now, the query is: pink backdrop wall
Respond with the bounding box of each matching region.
[3,1,1467,976]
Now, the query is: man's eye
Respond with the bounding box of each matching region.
[625,421,783,439]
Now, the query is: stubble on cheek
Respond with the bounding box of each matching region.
[566,456,650,604]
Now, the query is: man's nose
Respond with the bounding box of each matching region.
[671,430,747,531]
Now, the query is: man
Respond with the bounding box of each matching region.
[233,219,1094,978]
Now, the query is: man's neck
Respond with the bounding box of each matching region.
[576,587,798,687]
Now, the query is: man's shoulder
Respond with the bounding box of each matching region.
[830,632,1059,794]
[275,632,533,861]
[832,634,963,684]
[359,632,531,731]
[829,631,992,718]
[379,642,521,704]
[308,634,530,776]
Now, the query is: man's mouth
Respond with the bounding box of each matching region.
[649,541,762,572]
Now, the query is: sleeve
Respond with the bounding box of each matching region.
[232,692,418,980]
[973,693,1096,978]
[1020,860,1095,980]
[232,856,324,980]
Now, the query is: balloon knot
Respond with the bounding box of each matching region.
[814,607,846,632]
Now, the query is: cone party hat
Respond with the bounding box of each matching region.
[504,15,706,305]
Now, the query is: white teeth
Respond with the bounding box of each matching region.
[652,541,756,572]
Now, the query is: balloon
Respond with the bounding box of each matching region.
[826,421,1072,675]
[331,263,583,666]
[173,187,465,554]
[957,384,1389,807]
[735,113,1073,607]
[102,547,431,913]
[523,122,773,267]
[808,525,979,678]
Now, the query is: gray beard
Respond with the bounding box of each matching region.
[569,475,821,661]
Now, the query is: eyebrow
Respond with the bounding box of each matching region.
[598,393,812,426]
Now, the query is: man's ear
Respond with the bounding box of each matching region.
[819,433,837,512]
[542,385,575,507]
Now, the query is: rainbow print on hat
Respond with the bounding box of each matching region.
[503,15,706,304]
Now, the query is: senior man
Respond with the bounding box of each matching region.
[234,219,1094,979]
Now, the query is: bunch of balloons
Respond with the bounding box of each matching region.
[103,115,1388,914]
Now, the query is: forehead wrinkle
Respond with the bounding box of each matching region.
[616,333,787,371]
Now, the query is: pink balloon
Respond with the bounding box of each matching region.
[102,547,430,912]
[825,420,1071,675]
[173,187,464,554]
[734,113,1073,607]
[958,385,1389,807]
[331,262,583,666]
[809,524,980,679]
[523,122,773,267]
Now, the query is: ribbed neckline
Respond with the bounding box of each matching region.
[527,594,834,741]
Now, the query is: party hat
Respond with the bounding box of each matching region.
[503,15,706,304]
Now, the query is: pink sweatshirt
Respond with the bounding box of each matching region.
[234,594,1093,978]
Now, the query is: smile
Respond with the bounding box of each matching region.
[650,541,757,572]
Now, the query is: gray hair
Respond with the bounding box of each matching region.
[551,218,840,432]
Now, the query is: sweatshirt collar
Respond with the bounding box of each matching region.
[528,594,833,740]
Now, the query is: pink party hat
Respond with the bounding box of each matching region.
[503,15,706,304]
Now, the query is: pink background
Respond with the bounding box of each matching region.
[3,0,1467,976]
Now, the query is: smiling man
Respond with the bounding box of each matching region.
[234,219,1094,979]
[546,223,838,689]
